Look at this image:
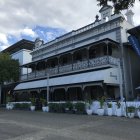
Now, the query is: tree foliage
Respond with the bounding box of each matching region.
[0,53,19,84]
[97,0,139,13]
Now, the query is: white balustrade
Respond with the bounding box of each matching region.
[28,72,35,79]
[20,56,118,81]
[59,64,72,73]
[20,74,27,80]
[73,60,88,70]
[36,70,46,77]
[48,67,58,75]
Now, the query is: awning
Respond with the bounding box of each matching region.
[14,68,119,91]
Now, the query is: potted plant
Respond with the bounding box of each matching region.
[116,101,122,117]
[137,106,140,118]
[30,98,36,111]
[97,97,105,116]
[40,98,49,112]
[85,100,92,115]
[6,95,14,110]
[127,106,135,118]
[107,102,113,116]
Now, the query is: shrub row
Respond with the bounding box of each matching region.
[48,102,86,114]
[14,103,30,110]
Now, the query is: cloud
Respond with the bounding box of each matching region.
[0,0,140,50]
[0,33,9,45]
[21,27,37,38]
[0,45,8,51]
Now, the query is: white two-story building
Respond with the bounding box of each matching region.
[14,5,140,103]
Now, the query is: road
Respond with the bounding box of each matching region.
[0,109,140,140]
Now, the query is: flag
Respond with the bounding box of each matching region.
[128,35,140,57]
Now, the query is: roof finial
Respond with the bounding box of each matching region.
[95,15,99,22]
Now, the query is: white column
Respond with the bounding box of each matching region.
[47,72,49,103]
[118,59,123,101]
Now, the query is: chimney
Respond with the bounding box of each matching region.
[125,10,134,25]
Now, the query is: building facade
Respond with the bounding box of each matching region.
[14,5,140,103]
[1,39,34,104]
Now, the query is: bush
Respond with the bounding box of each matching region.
[30,98,35,106]
[14,103,30,110]
[14,103,21,108]
[40,98,47,106]
[58,103,65,113]
[127,106,135,113]
[98,96,106,109]
[64,102,73,111]
[116,101,121,109]
[107,103,112,108]
[48,103,59,112]
[22,103,30,109]
[74,102,85,113]
[6,96,12,103]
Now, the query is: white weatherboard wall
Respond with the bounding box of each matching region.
[11,49,32,74]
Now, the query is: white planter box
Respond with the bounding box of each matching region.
[107,108,113,116]
[116,108,122,117]
[137,111,140,118]
[30,106,35,111]
[97,108,104,116]
[127,112,135,118]
[86,109,92,115]
[6,104,14,110]
[42,106,49,112]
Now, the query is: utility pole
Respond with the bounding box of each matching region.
[118,59,123,101]
[47,72,49,103]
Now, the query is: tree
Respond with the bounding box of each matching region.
[0,52,20,103]
[0,53,19,84]
[97,0,139,13]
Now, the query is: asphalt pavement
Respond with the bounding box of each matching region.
[0,109,140,140]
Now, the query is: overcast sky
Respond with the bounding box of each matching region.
[0,0,140,50]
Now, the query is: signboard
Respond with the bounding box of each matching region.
[128,35,140,56]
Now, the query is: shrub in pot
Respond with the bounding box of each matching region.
[116,101,122,117]
[107,103,113,116]
[40,98,49,112]
[30,98,36,111]
[85,100,92,115]
[127,106,135,118]
[6,95,13,110]
[97,97,105,116]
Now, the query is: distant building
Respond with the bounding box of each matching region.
[14,5,140,104]
[1,39,34,104]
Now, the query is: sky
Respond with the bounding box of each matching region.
[0,0,140,51]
